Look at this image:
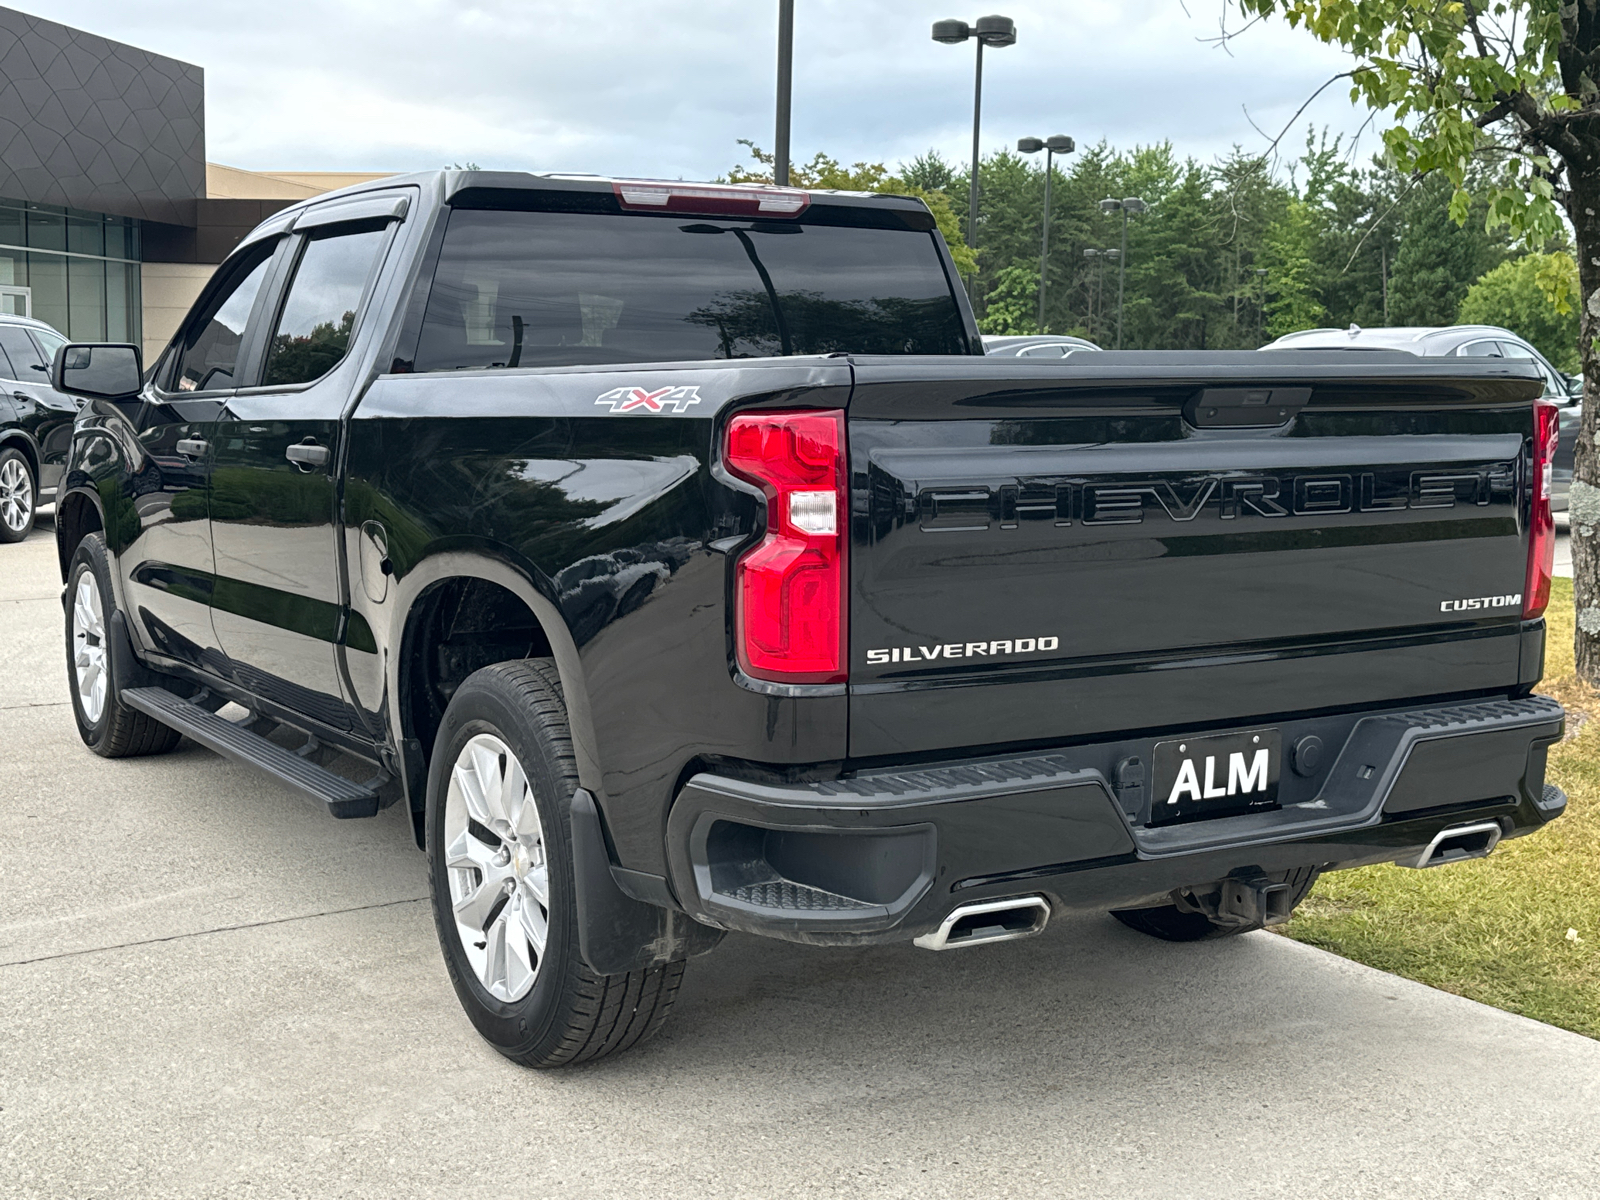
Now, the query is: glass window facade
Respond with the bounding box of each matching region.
[0,198,140,343]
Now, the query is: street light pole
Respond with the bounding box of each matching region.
[933,16,1018,258]
[1018,134,1074,332]
[969,38,984,249]
[1099,196,1146,350]
[1255,267,1269,344]
[775,0,794,186]
[1084,247,1119,344]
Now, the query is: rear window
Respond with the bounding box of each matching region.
[412,208,967,370]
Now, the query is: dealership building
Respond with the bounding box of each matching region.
[0,7,390,361]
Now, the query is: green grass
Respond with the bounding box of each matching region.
[1278,577,1600,1038]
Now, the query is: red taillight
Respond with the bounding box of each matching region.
[724,410,847,684]
[1525,399,1559,620]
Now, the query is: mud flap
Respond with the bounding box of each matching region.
[108,608,162,691]
[570,788,723,974]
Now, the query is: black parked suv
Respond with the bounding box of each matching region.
[0,313,74,541]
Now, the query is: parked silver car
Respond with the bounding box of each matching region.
[982,333,1102,357]
[1264,325,1581,512]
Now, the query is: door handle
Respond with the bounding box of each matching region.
[175,438,209,458]
[285,441,330,469]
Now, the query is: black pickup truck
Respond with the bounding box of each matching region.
[50,170,1567,1067]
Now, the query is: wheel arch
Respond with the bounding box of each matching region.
[387,551,601,810]
[0,430,40,485]
[54,486,105,582]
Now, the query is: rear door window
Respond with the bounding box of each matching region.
[1457,339,1505,357]
[261,223,389,387]
[413,208,968,370]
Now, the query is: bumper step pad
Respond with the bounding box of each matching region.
[122,687,379,819]
[725,880,877,912]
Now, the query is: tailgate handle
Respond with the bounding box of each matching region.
[1186,387,1311,428]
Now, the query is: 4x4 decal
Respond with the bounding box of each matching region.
[595,385,703,414]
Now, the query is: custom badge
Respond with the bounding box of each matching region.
[595,385,703,414]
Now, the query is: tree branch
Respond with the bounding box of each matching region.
[1341,175,1423,275]
[1250,71,1358,166]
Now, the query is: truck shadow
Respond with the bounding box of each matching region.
[585,913,1397,1084]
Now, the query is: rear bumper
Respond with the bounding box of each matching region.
[662,695,1566,945]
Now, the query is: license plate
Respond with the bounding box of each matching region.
[1150,728,1281,825]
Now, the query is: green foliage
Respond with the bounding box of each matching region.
[976,264,1040,335]
[263,311,355,388]
[1262,200,1327,337]
[724,131,1574,360]
[1235,0,1572,253]
[951,134,1517,349]
[900,150,958,193]
[1459,252,1581,371]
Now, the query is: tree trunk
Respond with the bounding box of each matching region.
[1568,169,1600,683]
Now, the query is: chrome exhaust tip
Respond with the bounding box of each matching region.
[1409,820,1503,869]
[913,895,1050,951]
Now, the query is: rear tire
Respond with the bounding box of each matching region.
[0,447,35,543]
[426,660,685,1068]
[1111,869,1320,942]
[65,533,182,758]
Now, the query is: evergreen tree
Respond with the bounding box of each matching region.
[1386,174,1509,327]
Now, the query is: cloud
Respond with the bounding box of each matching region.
[29,0,1369,178]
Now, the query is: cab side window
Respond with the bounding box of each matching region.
[261,222,388,388]
[168,244,276,394]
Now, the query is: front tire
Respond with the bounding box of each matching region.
[65,533,182,757]
[0,447,36,543]
[426,660,685,1068]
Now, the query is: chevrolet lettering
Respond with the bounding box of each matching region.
[914,466,1515,533]
[51,169,1566,1069]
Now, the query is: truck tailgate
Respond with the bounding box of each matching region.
[846,352,1544,759]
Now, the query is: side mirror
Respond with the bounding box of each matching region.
[50,343,143,400]
[1566,373,1583,401]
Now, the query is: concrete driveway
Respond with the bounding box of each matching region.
[4,519,1600,1199]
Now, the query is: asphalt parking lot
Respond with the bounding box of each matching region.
[4,515,1600,1199]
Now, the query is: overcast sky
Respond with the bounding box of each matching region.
[31,0,1369,181]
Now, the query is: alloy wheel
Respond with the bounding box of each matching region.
[0,457,31,533]
[444,733,551,1002]
[72,570,108,725]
